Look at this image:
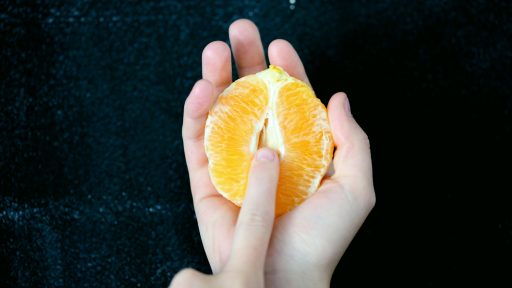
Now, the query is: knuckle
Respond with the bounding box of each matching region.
[345,180,375,212]
[346,128,370,153]
[170,268,198,288]
[356,130,371,149]
[357,185,376,212]
[240,210,271,230]
[364,188,376,211]
[181,125,189,140]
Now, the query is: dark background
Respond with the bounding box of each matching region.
[1,0,511,287]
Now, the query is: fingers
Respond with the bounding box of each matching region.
[202,41,232,96]
[182,79,236,227]
[226,148,280,271]
[268,39,310,85]
[182,79,215,170]
[229,19,267,77]
[327,92,375,206]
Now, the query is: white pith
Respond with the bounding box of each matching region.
[248,66,292,157]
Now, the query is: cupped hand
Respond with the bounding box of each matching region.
[180,19,375,288]
[171,148,280,288]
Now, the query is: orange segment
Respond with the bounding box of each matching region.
[205,75,268,205]
[205,65,334,216]
[275,81,333,215]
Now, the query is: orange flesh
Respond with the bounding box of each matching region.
[205,66,333,216]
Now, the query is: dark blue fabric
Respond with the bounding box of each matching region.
[1,1,511,287]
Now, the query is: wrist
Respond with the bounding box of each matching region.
[265,269,331,288]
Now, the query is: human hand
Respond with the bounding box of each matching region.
[170,148,280,288]
[180,19,375,287]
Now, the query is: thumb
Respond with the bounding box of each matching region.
[327,92,375,206]
[225,147,280,272]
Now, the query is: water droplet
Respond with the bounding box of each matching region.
[289,0,296,10]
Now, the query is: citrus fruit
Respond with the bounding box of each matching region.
[204,65,334,216]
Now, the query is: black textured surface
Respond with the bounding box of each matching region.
[1,1,511,287]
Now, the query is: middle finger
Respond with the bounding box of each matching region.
[229,19,267,77]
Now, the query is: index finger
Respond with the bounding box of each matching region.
[225,148,280,272]
[182,79,214,170]
[202,41,232,96]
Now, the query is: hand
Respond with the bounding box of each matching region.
[170,148,280,288]
[179,19,375,287]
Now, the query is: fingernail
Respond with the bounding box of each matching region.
[344,96,352,116]
[256,148,275,161]
[191,80,201,93]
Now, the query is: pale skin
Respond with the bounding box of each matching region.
[171,19,376,288]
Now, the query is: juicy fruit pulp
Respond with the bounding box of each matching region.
[204,65,334,216]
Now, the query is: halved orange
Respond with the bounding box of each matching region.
[204,65,334,216]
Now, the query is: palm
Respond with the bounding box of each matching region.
[193,172,371,275]
[183,19,374,277]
